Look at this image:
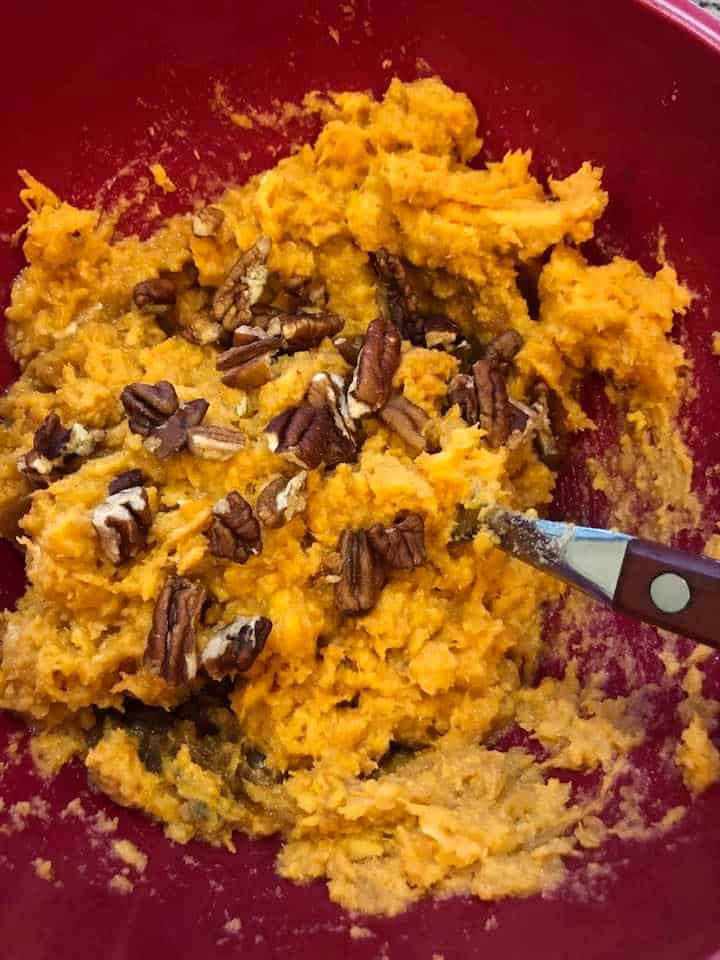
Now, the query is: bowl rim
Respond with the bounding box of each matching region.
[639,0,720,52]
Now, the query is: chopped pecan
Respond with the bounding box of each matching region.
[305,372,358,466]
[132,278,177,314]
[92,485,152,564]
[446,373,479,424]
[333,529,387,614]
[421,315,471,360]
[232,324,281,345]
[145,398,210,459]
[108,469,146,496]
[191,206,225,238]
[287,275,327,308]
[472,358,512,448]
[371,249,424,343]
[205,491,262,563]
[144,576,206,686]
[266,404,336,470]
[187,425,245,461]
[485,330,523,366]
[201,615,272,680]
[334,335,365,366]
[378,393,429,454]
[348,317,401,418]
[213,235,271,332]
[255,472,308,528]
[216,333,283,389]
[18,414,103,488]
[121,381,179,437]
[509,384,562,470]
[182,311,223,346]
[280,311,343,353]
[367,511,426,571]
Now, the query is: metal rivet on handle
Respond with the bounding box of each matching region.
[649,572,691,614]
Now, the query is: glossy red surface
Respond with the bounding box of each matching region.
[2,1,720,957]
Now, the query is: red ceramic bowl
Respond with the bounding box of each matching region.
[2,1,720,957]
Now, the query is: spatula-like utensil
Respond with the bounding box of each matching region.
[455,507,720,649]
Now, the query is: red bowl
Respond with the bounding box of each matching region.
[2,1,720,957]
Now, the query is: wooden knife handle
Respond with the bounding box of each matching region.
[614,538,720,649]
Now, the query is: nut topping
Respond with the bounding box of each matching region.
[216,333,283,389]
[280,311,343,353]
[132,278,177,315]
[266,404,336,470]
[485,330,523,366]
[367,511,426,571]
[255,472,308,528]
[205,491,262,563]
[201,616,272,680]
[186,425,246,461]
[121,381,179,437]
[108,469,146,496]
[305,372,358,466]
[334,335,365,366]
[191,206,225,238]
[213,235,271,332]
[378,393,429,455]
[371,249,424,344]
[145,398,210,459]
[421,315,470,360]
[287,275,327,307]
[446,373,479,424]
[347,317,401,418]
[92,485,152,565]
[472,358,512,448]
[144,576,206,686]
[333,529,387,614]
[18,414,103,488]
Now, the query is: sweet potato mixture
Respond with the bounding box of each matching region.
[0,78,717,914]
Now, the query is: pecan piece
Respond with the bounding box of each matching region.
[333,529,387,614]
[446,373,479,424]
[305,372,358,466]
[121,381,179,437]
[509,384,562,470]
[187,425,245,461]
[472,358,512,448]
[287,275,327,308]
[205,492,262,563]
[108,469,146,496]
[266,404,336,470]
[201,616,272,680]
[182,311,224,346]
[144,576,206,686]
[421,315,471,360]
[191,206,225,238]
[280,311,343,353]
[92,485,152,564]
[18,414,103,488]
[367,511,426,571]
[371,249,424,344]
[485,330,523,366]
[334,335,365,366]
[256,472,308,528]
[145,398,210,459]
[132,278,177,315]
[378,393,429,455]
[216,333,283,389]
[213,235,271,331]
[348,317,401,418]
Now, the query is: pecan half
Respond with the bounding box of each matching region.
[205,492,262,563]
[305,372,358,466]
[92,485,152,564]
[213,235,271,331]
[280,311,343,353]
[18,414,103,488]
[334,335,365,366]
[371,249,424,344]
[108,469,146,496]
[216,333,283,389]
[187,425,245,461]
[348,317,401,418]
[145,398,210,459]
[191,206,225,238]
[472,358,512,448]
[378,393,429,454]
[144,576,206,686]
[333,529,387,614]
[255,472,308,528]
[265,404,336,470]
[133,278,177,315]
[367,511,426,571]
[201,616,272,680]
[121,381,179,437]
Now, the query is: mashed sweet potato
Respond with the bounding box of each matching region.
[0,77,716,915]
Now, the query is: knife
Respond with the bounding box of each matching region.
[454,507,720,650]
